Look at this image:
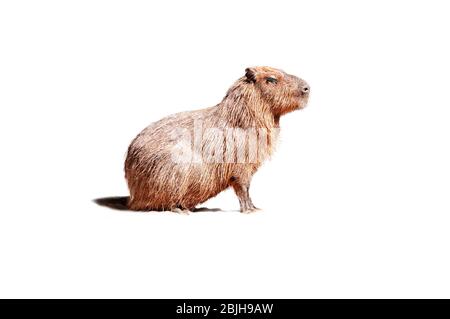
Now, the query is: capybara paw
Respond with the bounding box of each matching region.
[171,208,191,215]
[240,207,260,214]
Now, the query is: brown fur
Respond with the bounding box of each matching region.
[125,66,309,212]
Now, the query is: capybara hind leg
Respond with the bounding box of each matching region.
[232,180,260,213]
[128,200,152,211]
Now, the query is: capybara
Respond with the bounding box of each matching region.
[125,66,310,213]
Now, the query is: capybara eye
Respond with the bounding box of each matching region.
[266,77,277,84]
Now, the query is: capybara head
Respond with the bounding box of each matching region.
[244,66,310,116]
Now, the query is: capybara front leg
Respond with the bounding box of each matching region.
[232,181,259,213]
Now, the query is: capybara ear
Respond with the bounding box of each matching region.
[245,67,257,82]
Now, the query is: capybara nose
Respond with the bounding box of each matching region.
[301,85,310,94]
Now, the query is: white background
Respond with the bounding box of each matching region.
[1,0,449,298]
